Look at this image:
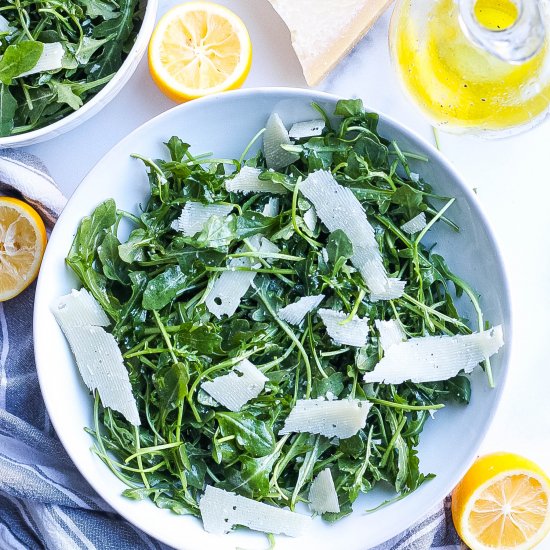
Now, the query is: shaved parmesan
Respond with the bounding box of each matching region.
[303,207,318,232]
[53,291,140,425]
[52,288,110,331]
[410,172,420,183]
[199,486,311,536]
[369,278,407,302]
[279,398,371,438]
[262,197,280,217]
[400,212,427,234]
[171,202,233,236]
[309,468,340,514]
[375,319,406,352]
[19,42,64,77]
[300,170,403,299]
[278,294,325,325]
[318,308,370,347]
[201,359,268,411]
[363,325,504,384]
[205,236,276,318]
[226,166,288,195]
[289,119,326,139]
[258,236,280,256]
[0,15,12,33]
[263,113,300,170]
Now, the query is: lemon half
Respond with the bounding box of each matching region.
[452,453,550,550]
[148,2,252,102]
[0,197,47,301]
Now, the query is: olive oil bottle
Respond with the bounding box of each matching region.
[390,0,550,135]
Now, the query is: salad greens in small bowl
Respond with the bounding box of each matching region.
[34,88,511,550]
[0,0,157,147]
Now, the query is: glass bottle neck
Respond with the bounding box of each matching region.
[459,0,546,63]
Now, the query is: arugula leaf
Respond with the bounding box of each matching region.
[327,229,353,271]
[0,42,43,84]
[216,411,275,458]
[0,84,16,136]
[49,80,83,111]
[78,0,120,20]
[154,362,189,416]
[142,266,189,310]
[334,98,364,117]
[91,0,138,78]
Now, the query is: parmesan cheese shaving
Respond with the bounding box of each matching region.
[52,288,110,331]
[171,202,233,236]
[257,236,280,256]
[289,119,326,139]
[201,359,268,411]
[0,15,12,33]
[205,236,276,318]
[279,398,371,439]
[303,207,318,232]
[199,485,311,536]
[226,166,288,195]
[278,294,325,325]
[262,197,280,217]
[369,278,407,302]
[309,468,340,514]
[375,319,406,352]
[364,325,504,384]
[52,291,140,426]
[300,170,403,299]
[263,113,300,170]
[318,308,370,347]
[400,212,427,234]
[19,42,65,77]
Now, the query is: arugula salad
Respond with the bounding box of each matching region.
[55,99,504,536]
[0,0,143,137]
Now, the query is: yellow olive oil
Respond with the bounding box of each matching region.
[391,0,550,132]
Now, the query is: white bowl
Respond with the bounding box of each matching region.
[34,88,512,549]
[0,0,158,149]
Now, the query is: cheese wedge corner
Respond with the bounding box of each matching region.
[268,0,392,85]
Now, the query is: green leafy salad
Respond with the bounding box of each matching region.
[0,0,143,137]
[57,99,504,536]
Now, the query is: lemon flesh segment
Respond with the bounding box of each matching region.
[467,473,550,549]
[150,3,252,100]
[0,202,46,301]
[161,12,241,88]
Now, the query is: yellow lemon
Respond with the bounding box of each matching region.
[148,2,252,102]
[452,452,550,550]
[0,197,47,302]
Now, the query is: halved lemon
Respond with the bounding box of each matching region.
[148,2,252,102]
[0,197,47,302]
[452,452,550,550]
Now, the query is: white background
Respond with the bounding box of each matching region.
[28,0,550,478]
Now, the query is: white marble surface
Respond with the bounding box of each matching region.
[29,0,550,480]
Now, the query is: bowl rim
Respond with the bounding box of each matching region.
[33,86,513,548]
[0,0,159,148]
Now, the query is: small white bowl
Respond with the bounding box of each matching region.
[34,88,511,549]
[0,0,158,149]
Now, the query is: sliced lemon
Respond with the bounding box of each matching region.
[452,452,550,550]
[0,197,47,302]
[148,2,252,102]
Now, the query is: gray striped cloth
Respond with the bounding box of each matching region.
[0,151,464,550]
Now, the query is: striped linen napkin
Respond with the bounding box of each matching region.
[0,150,463,550]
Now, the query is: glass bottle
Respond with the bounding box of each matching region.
[389,0,550,135]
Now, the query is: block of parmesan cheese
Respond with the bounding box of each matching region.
[268,0,392,85]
